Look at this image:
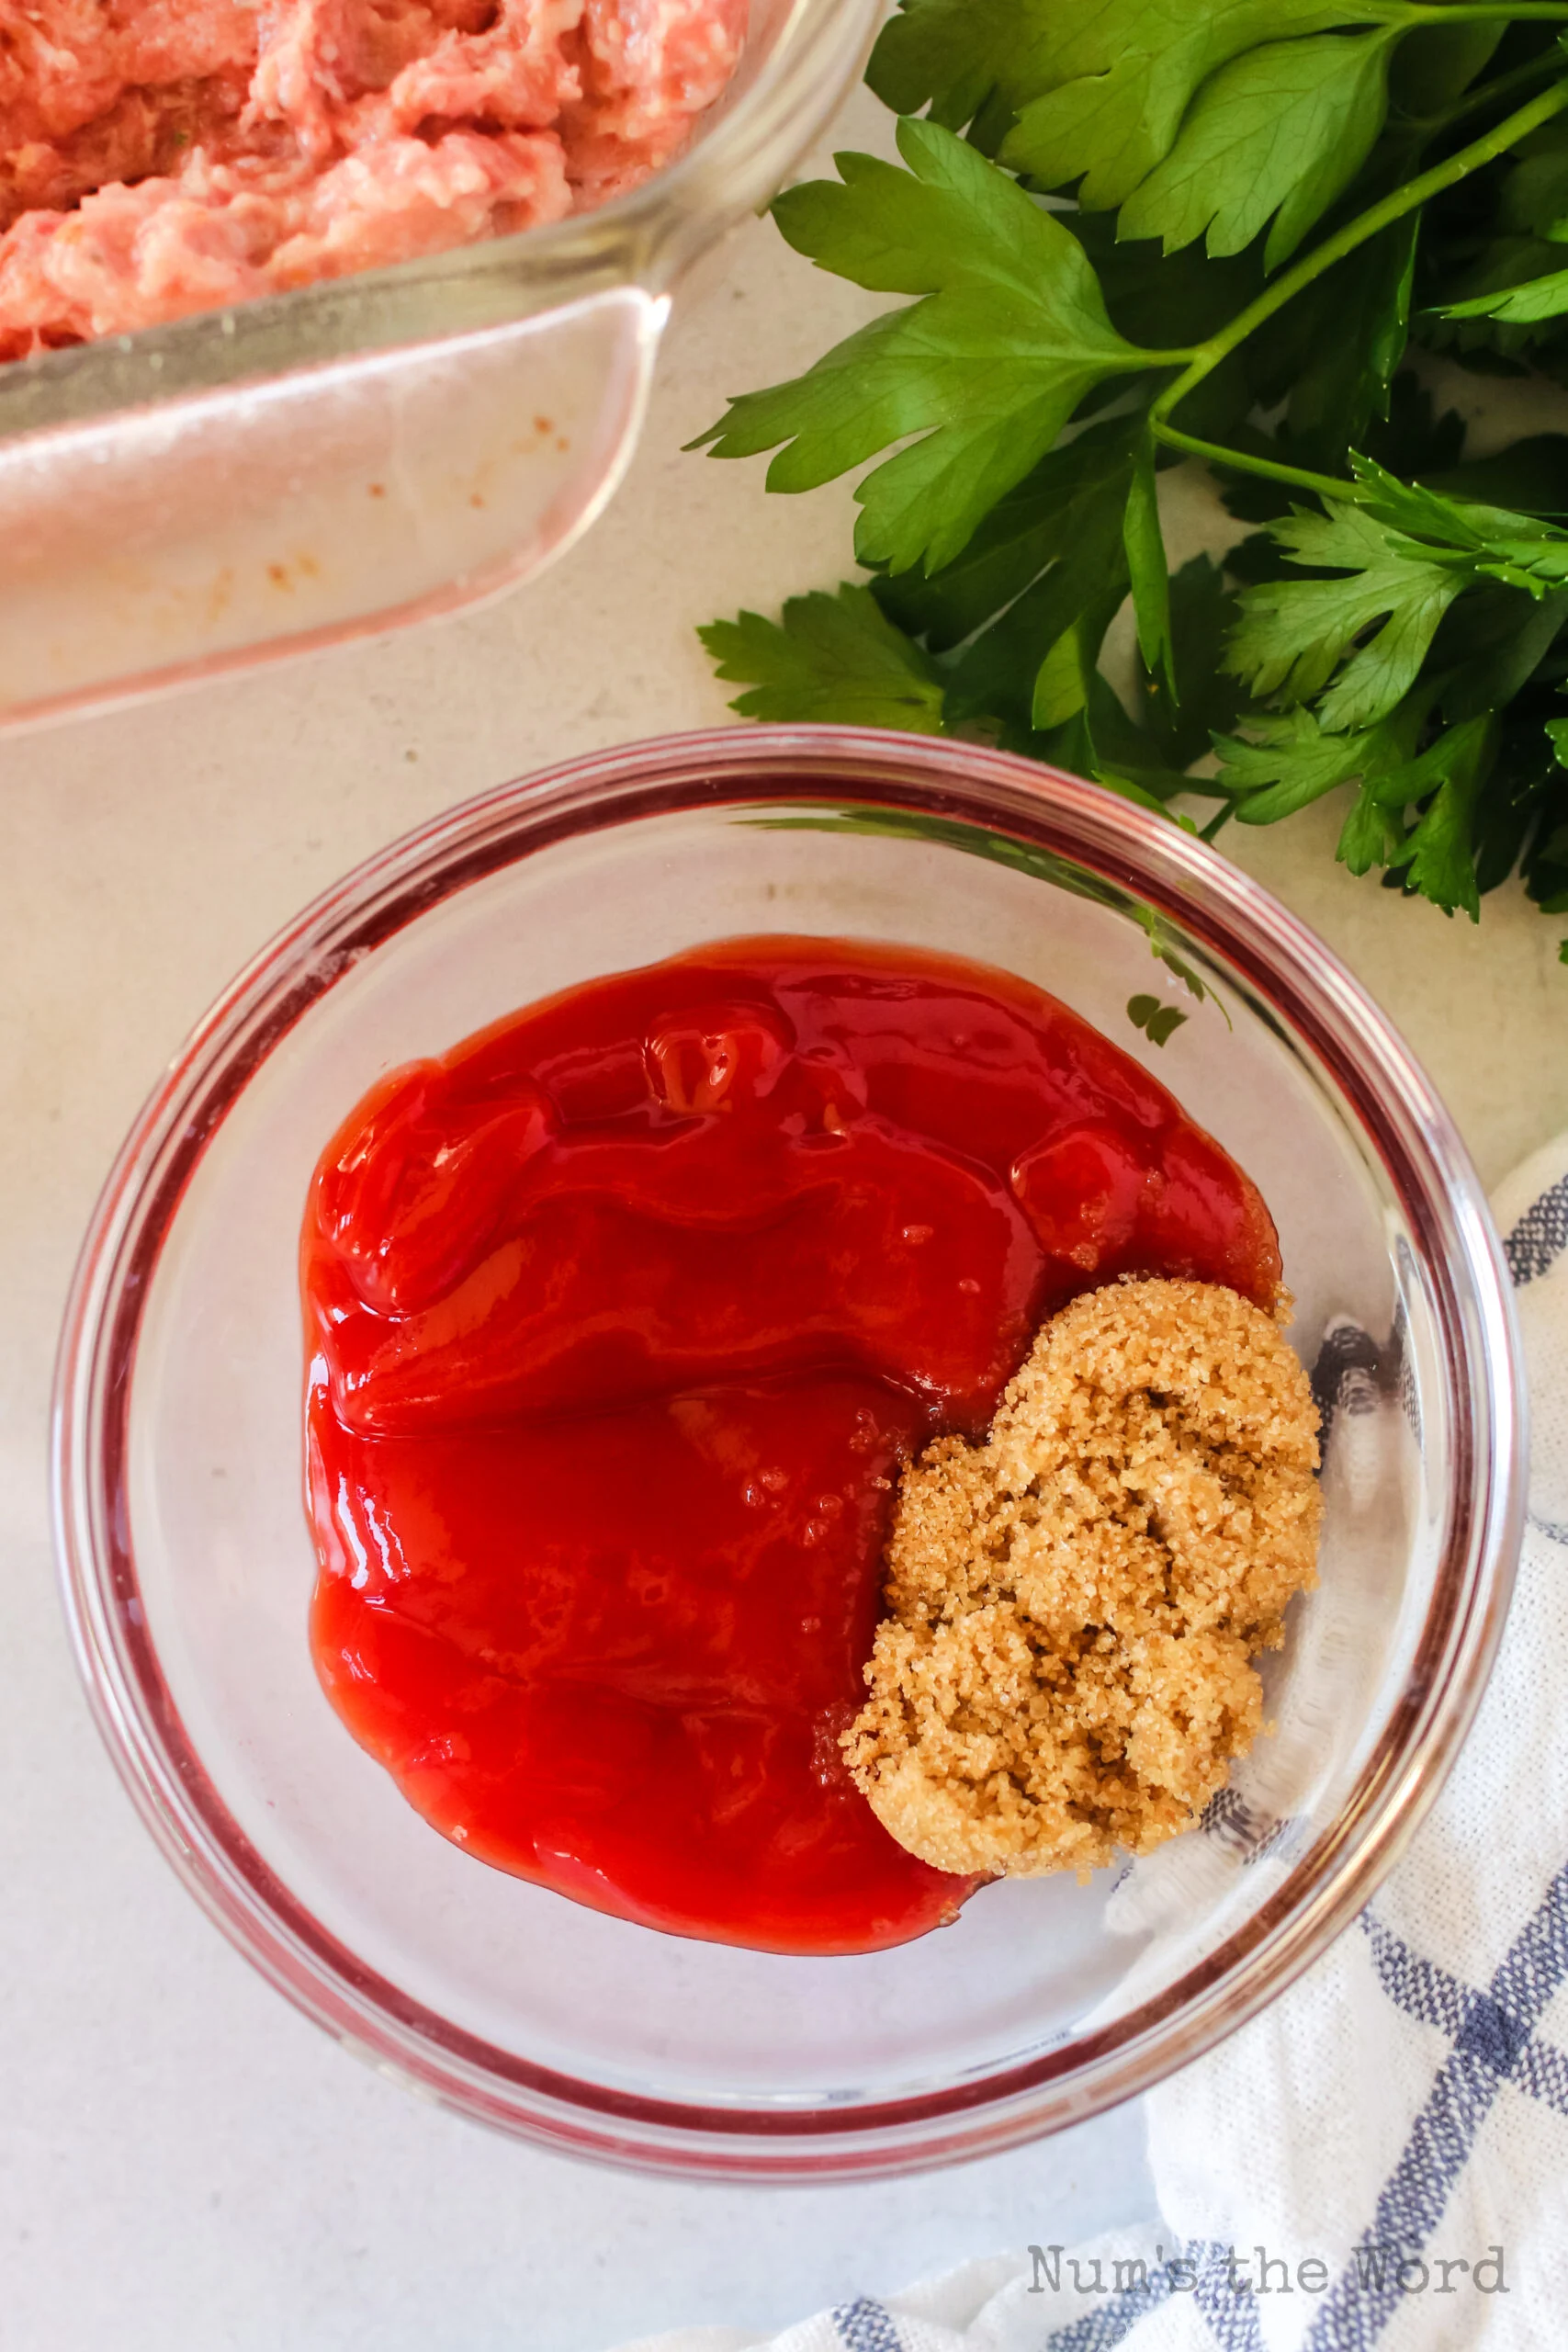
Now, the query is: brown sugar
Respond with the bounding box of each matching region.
[841,1277,1323,1881]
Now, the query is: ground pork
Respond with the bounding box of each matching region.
[0,0,744,356]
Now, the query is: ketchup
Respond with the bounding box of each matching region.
[302,937,1280,1954]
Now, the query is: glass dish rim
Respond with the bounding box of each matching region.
[51,724,1526,2179]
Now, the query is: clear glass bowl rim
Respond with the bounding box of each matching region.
[51,725,1527,2179]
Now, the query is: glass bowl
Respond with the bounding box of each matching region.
[0,0,880,732]
[52,727,1525,2178]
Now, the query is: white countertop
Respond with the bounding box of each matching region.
[6,79,1568,2352]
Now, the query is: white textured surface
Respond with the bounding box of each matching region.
[4,78,1568,2352]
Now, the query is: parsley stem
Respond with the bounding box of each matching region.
[1399,5,1568,17]
[1151,76,1568,481]
[1151,424,1364,505]
[1398,45,1566,135]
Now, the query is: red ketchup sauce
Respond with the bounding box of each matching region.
[302,937,1280,1955]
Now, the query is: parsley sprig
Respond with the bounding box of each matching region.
[694,3,1568,951]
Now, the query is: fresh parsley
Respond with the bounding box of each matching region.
[688,119,1182,575]
[697,586,945,730]
[696,1,1568,950]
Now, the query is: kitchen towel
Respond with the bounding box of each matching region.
[614,1135,1568,2352]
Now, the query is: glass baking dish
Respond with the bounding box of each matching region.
[0,0,878,733]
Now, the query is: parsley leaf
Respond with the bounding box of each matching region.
[1214,692,1500,888]
[1215,707,1401,823]
[1348,453,1564,550]
[936,432,1142,737]
[1127,993,1190,1046]
[942,540,1128,735]
[866,0,1056,147]
[1438,266,1568,323]
[1438,583,1568,717]
[1384,714,1498,918]
[1472,711,1563,891]
[1224,500,1471,729]
[1253,221,1418,474]
[1428,434,1568,514]
[1216,692,1427,833]
[1136,556,1245,764]
[998,0,1400,211]
[697,586,945,729]
[1116,30,1400,268]
[872,415,1140,651]
[1391,18,1504,118]
[1501,109,1568,229]
[1415,104,1568,366]
[691,120,1156,577]
[1124,430,1175,695]
[1338,776,1409,875]
[1212,254,1423,525]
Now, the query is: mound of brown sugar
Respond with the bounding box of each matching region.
[841,1277,1322,1881]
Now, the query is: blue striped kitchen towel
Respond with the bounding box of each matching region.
[613,1137,1568,2352]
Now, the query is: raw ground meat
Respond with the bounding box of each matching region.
[0,0,745,357]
